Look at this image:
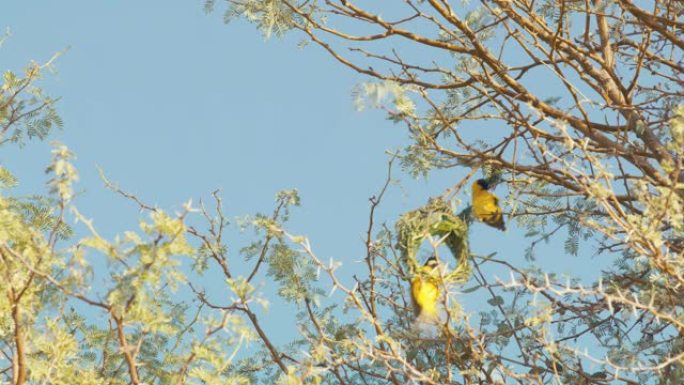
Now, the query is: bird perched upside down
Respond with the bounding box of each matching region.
[471,179,506,231]
[411,256,441,322]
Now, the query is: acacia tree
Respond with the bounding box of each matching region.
[0,1,682,385]
[200,0,683,384]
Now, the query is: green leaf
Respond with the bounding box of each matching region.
[487,296,504,306]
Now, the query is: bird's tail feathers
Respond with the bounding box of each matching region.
[412,311,441,335]
[484,213,506,231]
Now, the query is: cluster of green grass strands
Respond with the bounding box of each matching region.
[396,198,471,284]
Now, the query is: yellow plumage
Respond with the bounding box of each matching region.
[471,179,506,231]
[411,256,441,321]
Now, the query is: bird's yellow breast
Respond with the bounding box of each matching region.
[411,276,439,317]
[471,183,502,219]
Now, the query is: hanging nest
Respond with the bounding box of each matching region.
[396,198,471,284]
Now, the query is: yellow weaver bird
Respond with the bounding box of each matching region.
[471,179,506,231]
[411,256,441,321]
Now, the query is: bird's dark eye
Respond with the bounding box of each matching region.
[476,179,489,189]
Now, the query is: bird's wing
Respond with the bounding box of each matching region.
[483,197,501,214]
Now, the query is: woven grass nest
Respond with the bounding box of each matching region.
[396,198,471,284]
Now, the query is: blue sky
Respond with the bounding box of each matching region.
[2,2,413,249]
[1,2,604,346]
